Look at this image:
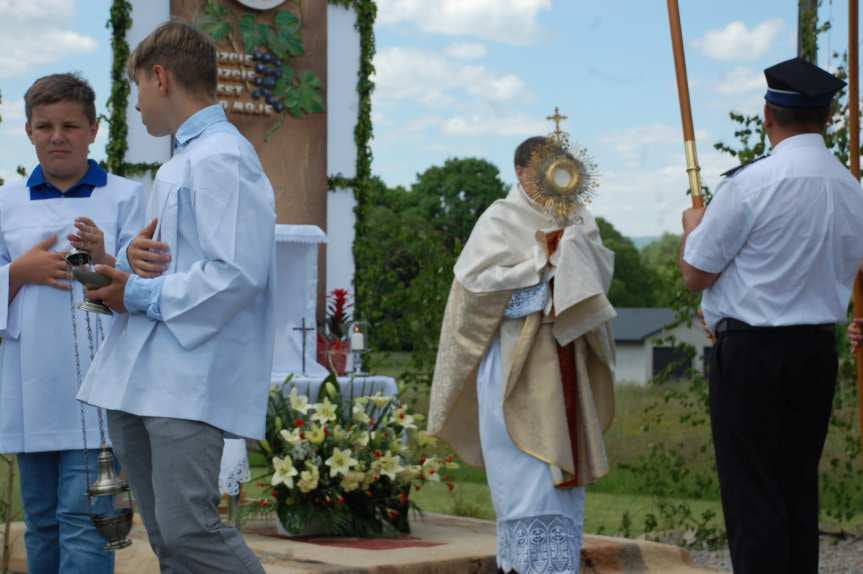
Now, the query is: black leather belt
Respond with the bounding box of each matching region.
[714,318,835,336]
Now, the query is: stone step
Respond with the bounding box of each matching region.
[0,514,724,573]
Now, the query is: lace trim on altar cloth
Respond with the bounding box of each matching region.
[497,514,583,574]
[505,281,550,319]
[219,456,251,496]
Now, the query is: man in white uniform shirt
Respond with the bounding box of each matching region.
[679,58,863,574]
[76,23,275,573]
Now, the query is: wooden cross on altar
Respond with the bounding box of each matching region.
[546,106,568,137]
[292,318,314,375]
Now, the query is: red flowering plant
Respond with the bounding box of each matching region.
[316,289,352,375]
[248,374,457,537]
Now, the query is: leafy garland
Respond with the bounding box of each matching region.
[106,0,376,304]
[327,0,376,320]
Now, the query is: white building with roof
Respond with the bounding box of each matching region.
[612,308,713,385]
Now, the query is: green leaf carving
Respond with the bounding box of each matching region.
[296,70,324,114]
[199,16,232,40]
[272,68,295,99]
[239,14,268,52]
[272,10,305,56]
[203,0,227,19]
[199,0,231,40]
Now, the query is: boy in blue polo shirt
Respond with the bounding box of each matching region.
[0,73,144,574]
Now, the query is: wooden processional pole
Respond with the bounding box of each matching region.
[666,0,704,208]
[850,0,863,466]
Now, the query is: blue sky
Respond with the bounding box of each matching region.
[0,0,855,237]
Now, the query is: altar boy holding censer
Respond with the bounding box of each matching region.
[76,21,276,574]
[0,73,144,574]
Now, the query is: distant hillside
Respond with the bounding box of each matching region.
[631,236,659,249]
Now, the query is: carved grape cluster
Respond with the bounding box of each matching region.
[250,50,286,113]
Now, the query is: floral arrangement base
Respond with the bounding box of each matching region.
[276,514,328,537]
[250,375,458,540]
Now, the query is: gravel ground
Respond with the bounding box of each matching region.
[689,535,863,573]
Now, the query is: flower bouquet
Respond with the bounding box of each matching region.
[316,289,352,375]
[254,375,457,537]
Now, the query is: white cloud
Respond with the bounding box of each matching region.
[445,42,487,61]
[441,113,547,137]
[716,66,766,95]
[374,46,528,106]
[376,0,551,45]
[0,0,73,20]
[599,123,710,170]
[590,123,733,235]
[0,98,26,127]
[692,19,784,62]
[592,148,730,236]
[0,0,98,78]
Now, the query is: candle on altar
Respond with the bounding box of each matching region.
[350,324,365,351]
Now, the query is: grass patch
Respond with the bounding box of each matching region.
[409,479,726,538]
[366,351,413,379]
[0,457,23,523]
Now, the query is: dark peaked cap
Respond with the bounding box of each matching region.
[764,57,845,108]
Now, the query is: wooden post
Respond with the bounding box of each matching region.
[666,0,704,208]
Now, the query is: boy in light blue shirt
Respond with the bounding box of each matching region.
[78,22,275,573]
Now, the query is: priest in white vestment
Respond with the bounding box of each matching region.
[428,136,616,574]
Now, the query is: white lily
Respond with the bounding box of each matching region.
[271,456,298,488]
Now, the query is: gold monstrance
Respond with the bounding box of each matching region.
[525,107,598,224]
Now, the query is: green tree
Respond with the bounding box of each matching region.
[410,158,509,252]
[595,218,658,308]
[356,159,508,360]
[640,232,687,308]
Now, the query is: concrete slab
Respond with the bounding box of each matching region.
[0,514,725,573]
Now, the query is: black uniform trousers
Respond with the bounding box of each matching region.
[709,322,836,574]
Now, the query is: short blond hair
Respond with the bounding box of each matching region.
[127,21,217,98]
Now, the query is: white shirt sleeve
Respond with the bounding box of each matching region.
[683,179,756,274]
[157,152,275,350]
[114,183,147,259]
[0,226,21,340]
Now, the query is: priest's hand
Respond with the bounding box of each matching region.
[69,217,110,265]
[88,265,129,313]
[10,235,72,293]
[849,319,863,350]
[128,218,171,278]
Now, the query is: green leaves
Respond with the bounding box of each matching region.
[208,5,304,58]
[272,67,295,99]
[276,69,324,117]
[238,13,269,52]
[268,10,305,58]
[199,0,231,40]
[294,71,324,115]
[203,0,227,19]
[194,0,324,126]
